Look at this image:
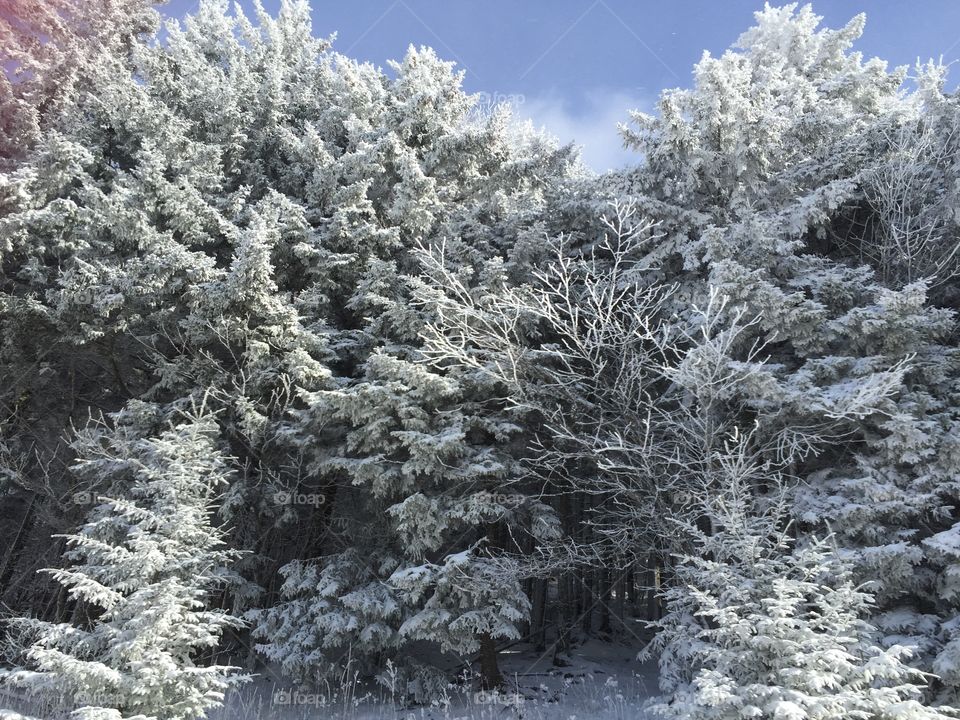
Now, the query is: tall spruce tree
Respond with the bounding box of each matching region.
[0,0,579,693]
[644,442,954,720]
[0,0,163,165]
[617,2,960,701]
[0,403,246,720]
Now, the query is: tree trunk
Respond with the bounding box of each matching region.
[580,567,593,634]
[529,578,548,651]
[552,574,573,666]
[53,584,69,623]
[0,492,39,599]
[614,569,627,630]
[598,569,612,634]
[477,632,503,689]
[626,565,638,616]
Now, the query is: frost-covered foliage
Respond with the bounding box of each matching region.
[855,64,960,295]
[0,0,162,163]
[2,0,960,715]
[0,0,578,696]
[643,452,954,720]
[620,3,903,214]
[615,2,960,703]
[0,403,246,720]
[416,202,772,563]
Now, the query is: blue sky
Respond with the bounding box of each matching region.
[162,1,960,170]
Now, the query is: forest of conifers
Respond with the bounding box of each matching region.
[2,2,960,719]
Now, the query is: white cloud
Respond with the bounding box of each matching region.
[512,89,652,172]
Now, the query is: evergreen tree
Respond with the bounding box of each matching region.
[617,2,960,698]
[0,0,578,690]
[0,403,246,720]
[644,458,955,720]
[0,0,162,164]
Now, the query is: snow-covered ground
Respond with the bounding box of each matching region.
[0,640,658,720]
[207,640,657,720]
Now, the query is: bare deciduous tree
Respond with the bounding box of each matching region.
[416,202,776,567]
[861,117,960,288]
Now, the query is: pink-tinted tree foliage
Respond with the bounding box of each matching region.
[0,0,161,162]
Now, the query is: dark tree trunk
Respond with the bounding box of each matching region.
[626,565,638,616]
[475,519,512,689]
[0,492,39,599]
[580,567,593,634]
[598,569,612,634]
[53,584,68,623]
[529,578,548,651]
[478,632,503,689]
[614,569,627,630]
[552,574,574,665]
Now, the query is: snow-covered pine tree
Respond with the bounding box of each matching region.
[260,308,560,691]
[643,432,956,720]
[1,0,579,690]
[617,3,960,698]
[0,0,163,165]
[251,151,573,692]
[0,402,246,720]
[0,0,166,627]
